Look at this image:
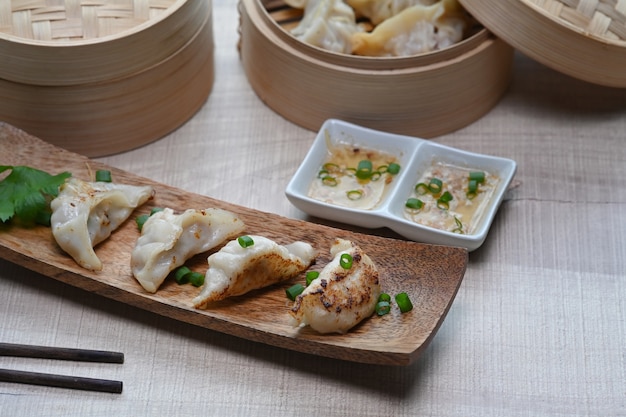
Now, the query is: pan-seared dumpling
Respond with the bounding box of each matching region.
[288,0,362,54]
[347,0,438,25]
[290,238,380,334]
[131,208,245,293]
[50,177,154,271]
[351,0,468,57]
[193,235,316,308]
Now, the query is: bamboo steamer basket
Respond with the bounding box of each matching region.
[0,0,215,157]
[238,0,515,138]
[460,0,626,88]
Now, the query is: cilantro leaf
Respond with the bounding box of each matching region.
[0,165,71,224]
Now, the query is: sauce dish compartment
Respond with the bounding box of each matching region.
[285,119,517,250]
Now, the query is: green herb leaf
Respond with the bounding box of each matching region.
[0,165,71,224]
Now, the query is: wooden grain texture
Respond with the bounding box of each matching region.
[238,0,514,138]
[0,123,467,366]
[459,0,626,87]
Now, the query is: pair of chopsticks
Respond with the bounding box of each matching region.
[0,342,123,394]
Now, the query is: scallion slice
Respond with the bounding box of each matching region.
[321,175,338,186]
[305,271,320,286]
[378,293,391,303]
[415,182,429,195]
[346,189,363,200]
[356,160,373,180]
[395,292,413,313]
[375,301,391,316]
[136,214,149,232]
[405,198,424,210]
[188,272,205,287]
[469,171,485,183]
[238,235,254,248]
[437,191,453,210]
[174,266,192,284]
[286,283,305,301]
[452,216,464,234]
[150,207,164,216]
[339,253,353,269]
[428,178,443,194]
[386,163,401,175]
[95,170,112,182]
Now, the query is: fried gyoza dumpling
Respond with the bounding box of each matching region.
[290,238,380,334]
[50,177,154,271]
[131,208,245,293]
[193,235,316,308]
[289,0,362,54]
[347,0,438,25]
[351,0,467,57]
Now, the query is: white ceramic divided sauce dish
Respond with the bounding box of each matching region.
[285,119,517,251]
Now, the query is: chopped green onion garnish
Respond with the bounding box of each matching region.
[339,253,353,269]
[286,283,305,301]
[467,179,478,199]
[395,292,413,313]
[136,214,149,231]
[238,235,254,248]
[405,198,424,210]
[346,189,363,200]
[370,171,382,181]
[468,179,478,193]
[437,191,453,210]
[150,207,164,216]
[188,272,205,287]
[386,163,401,175]
[378,293,391,303]
[317,169,329,178]
[439,191,453,202]
[375,301,391,316]
[95,170,112,182]
[452,216,464,234]
[305,270,320,286]
[415,182,429,195]
[323,163,340,172]
[469,171,485,183]
[174,266,192,284]
[321,175,338,186]
[428,178,443,194]
[356,160,373,180]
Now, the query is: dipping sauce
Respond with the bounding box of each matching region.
[308,139,400,210]
[404,162,499,234]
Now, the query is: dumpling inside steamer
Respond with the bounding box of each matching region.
[347,0,438,25]
[50,177,154,271]
[286,0,362,54]
[351,0,468,56]
[283,0,468,57]
[131,207,246,293]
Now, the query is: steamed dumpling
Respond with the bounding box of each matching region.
[289,0,362,54]
[131,208,245,293]
[347,0,438,25]
[50,177,154,271]
[290,238,380,334]
[193,235,316,308]
[351,0,468,57]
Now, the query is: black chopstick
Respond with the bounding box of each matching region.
[0,368,123,393]
[0,342,124,364]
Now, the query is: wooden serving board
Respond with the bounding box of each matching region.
[0,123,467,366]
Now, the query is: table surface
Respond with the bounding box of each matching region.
[1,1,625,416]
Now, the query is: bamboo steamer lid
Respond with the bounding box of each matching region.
[0,0,215,156]
[459,0,626,88]
[238,0,514,138]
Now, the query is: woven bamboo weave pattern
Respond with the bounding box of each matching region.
[526,0,626,41]
[0,0,176,41]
